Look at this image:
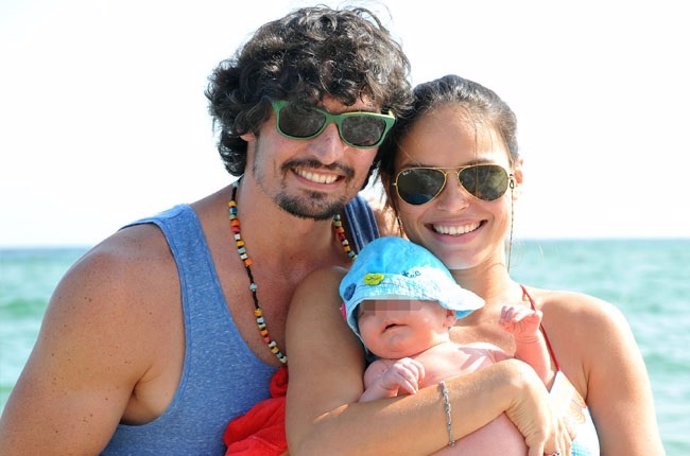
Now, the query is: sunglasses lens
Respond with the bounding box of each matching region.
[396,169,446,205]
[341,116,386,147]
[458,165,509,201]
[277,103,325,138]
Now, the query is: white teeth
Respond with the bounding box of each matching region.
[433,222,481,236]
[295,168,338,184]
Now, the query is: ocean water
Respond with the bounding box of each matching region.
[1,240,688,453]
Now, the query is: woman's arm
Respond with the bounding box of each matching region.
[571,294,664,454]
[286,267,559,456]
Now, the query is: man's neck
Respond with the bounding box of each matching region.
[232,177,345,267]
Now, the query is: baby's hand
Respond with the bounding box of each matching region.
[379,358,425,395]
[499,305,543,343]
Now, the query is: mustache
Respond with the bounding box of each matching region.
[282,159,355,179]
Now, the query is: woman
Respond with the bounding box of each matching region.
[285,75,663,455]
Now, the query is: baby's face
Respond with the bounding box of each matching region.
[358,299,425,315]
[357,299,453,358]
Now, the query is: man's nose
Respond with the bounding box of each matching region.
[307,122,347,165]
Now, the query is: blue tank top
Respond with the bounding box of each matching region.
[101,195,379,456]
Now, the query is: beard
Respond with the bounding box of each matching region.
[251,153,358,220]
[276,191,347,220]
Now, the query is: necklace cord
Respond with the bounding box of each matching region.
[228,181,356,364]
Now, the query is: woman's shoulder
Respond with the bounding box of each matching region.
[522,285,631,335]
[526,285,622,314]
[522,285,638,400]
[298,265,349,291]
[290,265,350,314]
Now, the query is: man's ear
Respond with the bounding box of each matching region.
[240,132,256,142]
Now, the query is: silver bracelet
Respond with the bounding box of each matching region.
[439,380,454,447]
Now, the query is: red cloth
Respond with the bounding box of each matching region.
[224,366,289,456]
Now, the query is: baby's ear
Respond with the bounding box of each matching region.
[445,310,458,327]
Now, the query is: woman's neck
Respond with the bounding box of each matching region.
[450,262,520,309]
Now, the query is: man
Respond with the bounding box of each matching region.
[0,6,411,454]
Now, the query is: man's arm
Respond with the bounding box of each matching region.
[0,226,178,455]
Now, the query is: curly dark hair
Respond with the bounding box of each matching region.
[205,5,412,176]
[378,74,519,196]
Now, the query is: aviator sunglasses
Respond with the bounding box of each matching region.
[394,164,512,205]
[271,100,396,148]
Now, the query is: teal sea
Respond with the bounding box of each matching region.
[1,240,689,453]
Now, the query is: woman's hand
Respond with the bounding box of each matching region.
[499,359,563,456]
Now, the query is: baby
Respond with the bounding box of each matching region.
[340,237,554,455]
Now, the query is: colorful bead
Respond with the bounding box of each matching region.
[229,181,356,365]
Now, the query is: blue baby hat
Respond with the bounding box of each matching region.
[339,236,484,339]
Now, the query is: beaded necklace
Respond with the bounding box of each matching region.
[228,181,357,364]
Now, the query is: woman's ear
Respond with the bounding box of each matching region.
[511,157,524,201]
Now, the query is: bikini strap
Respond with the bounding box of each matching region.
[520,284,560,372]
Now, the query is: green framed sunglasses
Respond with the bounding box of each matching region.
[271,100,396,148]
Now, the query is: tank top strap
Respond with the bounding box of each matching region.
[520,284,560,372]
[343,194,380,252]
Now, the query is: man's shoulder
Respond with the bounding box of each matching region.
[84,223,173,273]
[57,224,176,314]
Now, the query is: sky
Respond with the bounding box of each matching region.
[1,0,689,247]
